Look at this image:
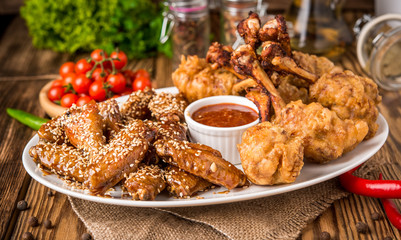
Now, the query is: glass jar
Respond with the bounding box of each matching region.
[161,0,210,70]
[220,0,257,46]
[285,0,353,60]
[356,14,401,90]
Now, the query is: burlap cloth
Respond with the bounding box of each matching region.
[69,159,382,240]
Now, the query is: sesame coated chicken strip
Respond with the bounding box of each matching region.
[86,120,151,195]
[123,165,166,201]
[154,139,247,189]
[164,165,213,198]
[64,101,105,156]
[37,113,69,144]
[29,142,89,182]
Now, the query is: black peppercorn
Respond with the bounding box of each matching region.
[356,221,368,234]
[22,232,34,240]
[17,200,28,211]
[47,190,54,197]
[44,219,52,229]
[28,216,39,227]
[319,231,331,240]
[371,211,381,221]
[81,233,92,240]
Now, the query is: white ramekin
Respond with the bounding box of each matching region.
[184,95,259,165]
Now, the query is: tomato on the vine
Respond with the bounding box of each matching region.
[72,74,92,94]
[110,51,128,70]
[75,59,93,74]
[48,86,65,102]
[91,68,109,82]
[107,73,126,93]
[90,49,108,62]
[76,95,93,106]
[89,80,107,101]
[134,69,150,79]
[60,93,78,107]
[133,76,152,91]
[59,62,75,78]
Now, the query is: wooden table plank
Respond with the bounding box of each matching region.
[0,79,47,239]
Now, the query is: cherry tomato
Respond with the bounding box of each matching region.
[59,62,75,78]
[107,73,126,93]
[134,69,150,79]
[91,68,109,82]
[122,69,135,86]
[60,93,79,107]
[75,59,93,74]
[51,79,64,88]
[89,80,107,101]
[110,51,128,70]
[48,86,65,102]
[76,95,93,106]
[90,49,108,62]
[62,72,76,86]
[72,74,92,94]
[133,76,152,91]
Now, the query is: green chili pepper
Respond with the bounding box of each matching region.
[6,108,49,130]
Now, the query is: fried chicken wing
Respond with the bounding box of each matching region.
[309,70,381,139]
[259,15,292,56]
[154,139,247,189]
[260,41,318,83]
[237,12,261,50]
[98,99,123,137]
[238,121,304,185]
[29,142,88,182]
[245,86,271,121]
[148,92,188,123]
[123,165,166,201]
[64,101,105,156]
[172,55,239,103]
[86,120,150,195]
[37,113,68,144]
[164,166,213,198]
[120,88,155,121]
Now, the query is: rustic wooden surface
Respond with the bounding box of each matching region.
[2,1,401,239]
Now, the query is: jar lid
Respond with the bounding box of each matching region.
[169,0,208,18]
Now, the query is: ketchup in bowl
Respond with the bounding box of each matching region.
[191,103,258,128]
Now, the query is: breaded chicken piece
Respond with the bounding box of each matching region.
[309,70,381,139]
[172,55,239,103]
[273,101,369,163]
[238,121,304,185]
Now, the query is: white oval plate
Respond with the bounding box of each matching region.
[23,87,389,207]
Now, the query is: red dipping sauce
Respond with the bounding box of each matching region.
[192,103,258,128]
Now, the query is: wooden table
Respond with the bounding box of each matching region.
[2,2,401,239]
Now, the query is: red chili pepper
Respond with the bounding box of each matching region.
[339,165,401,199]
[379,174,401,230]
